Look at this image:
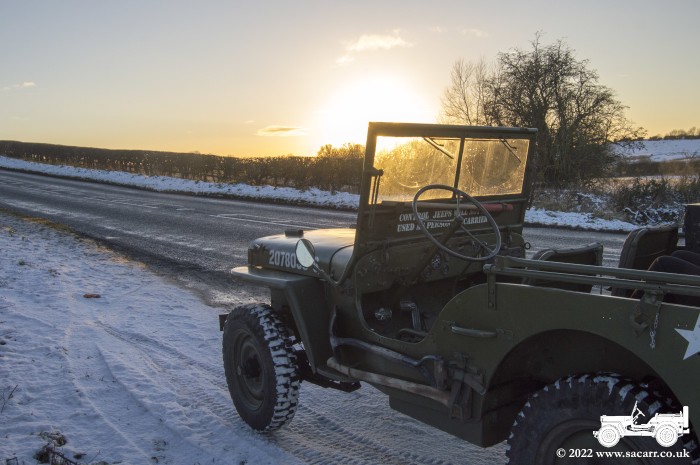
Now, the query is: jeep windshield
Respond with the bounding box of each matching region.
[371,133,530,203]
[356,123,537,244]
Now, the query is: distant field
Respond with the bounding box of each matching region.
[612,139,700,177]
[614,139,700,163]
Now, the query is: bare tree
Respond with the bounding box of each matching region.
[440,58,491,125]
[442,34,645,186]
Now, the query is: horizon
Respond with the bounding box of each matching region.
[3,130,700,161]
[2,1,699,157]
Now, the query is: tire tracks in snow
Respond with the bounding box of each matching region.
[92,321,299,462]
[93,322,503,464]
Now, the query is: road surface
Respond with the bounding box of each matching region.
[0,169,626,304]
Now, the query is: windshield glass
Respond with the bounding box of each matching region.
[372,136,530,203]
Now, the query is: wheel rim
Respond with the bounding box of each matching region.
[233,330,267,412]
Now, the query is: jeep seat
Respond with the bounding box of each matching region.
[524,242,603,293]
[612,224,679,297]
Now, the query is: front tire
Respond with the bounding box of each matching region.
[506,373,691,464]
[223,303,300,431]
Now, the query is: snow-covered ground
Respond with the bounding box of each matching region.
[0,213,506,465]
[0,214,296,464]
[0,156,639,232]
[615,139,700,163]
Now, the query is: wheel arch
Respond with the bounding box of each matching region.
[504,372,695,464]
[270,279,332,371]
[485,328,672,443]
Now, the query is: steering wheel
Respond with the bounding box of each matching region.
[411,184,502,262]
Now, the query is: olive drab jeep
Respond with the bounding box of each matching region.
[222,122,700,464]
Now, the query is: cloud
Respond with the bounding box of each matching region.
[337,31,411,65]
[346,32,410,52]
[1,81,36,92]
[335,55,355,66]
[461,28,489,38]
[256,126,308,137]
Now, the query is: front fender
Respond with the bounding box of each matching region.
[232,266,331,370]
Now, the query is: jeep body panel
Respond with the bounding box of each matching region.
[333,275,700,446]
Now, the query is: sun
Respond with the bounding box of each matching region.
[312,75,436,149]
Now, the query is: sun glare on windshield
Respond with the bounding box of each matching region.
[373,136,529,202]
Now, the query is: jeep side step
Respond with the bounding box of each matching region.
[326,357,451,407]
[296,351,361,392]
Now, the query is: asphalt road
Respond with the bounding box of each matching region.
[0,169,627,304]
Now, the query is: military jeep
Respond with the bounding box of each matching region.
[224,122,700,464]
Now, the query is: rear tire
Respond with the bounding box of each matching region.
[223,303,300,431]
[506,373,691,464]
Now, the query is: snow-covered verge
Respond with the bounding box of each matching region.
[524,207,637,232]
[0,214,297,465]
[0,155,639,232]
[0,156,359,210]
[0,213,508,465]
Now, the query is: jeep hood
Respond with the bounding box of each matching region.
[247,228,355,279]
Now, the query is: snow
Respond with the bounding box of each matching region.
[0,156,639,232]
[0,213,507,465]
[614,139,700,163]
[526,208,636,232]
[0,156,359,210]
[0,215,297,464]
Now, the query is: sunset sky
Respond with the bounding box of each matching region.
[2,1,698,157]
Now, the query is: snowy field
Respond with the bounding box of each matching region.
[0,156,640,232]
[0,213,507,465]
[614,139,700,163]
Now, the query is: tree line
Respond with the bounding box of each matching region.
[647,127,700,141]
[0,140,364,193]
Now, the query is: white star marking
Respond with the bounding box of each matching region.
[676,313,700,360]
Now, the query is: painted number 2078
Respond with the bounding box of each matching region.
[268,250,304,270]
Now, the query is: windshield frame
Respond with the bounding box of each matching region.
[359,122,537,205]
